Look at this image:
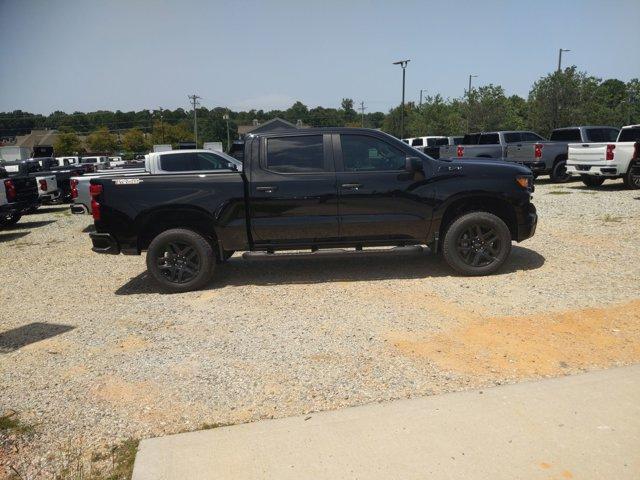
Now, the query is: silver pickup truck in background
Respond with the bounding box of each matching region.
[505,126,619,182]
[70,149,242,214]
[439,131,546,160]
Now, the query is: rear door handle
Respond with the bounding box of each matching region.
[256,186,278,193]
[341,183,362,190]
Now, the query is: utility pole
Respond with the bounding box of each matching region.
[359,101,366,127]
[557,48,570,72]
[157,107,165,143]
[419,89,428,106]
[188,94,201,146]
[467,74,478,132]
[223,112,231,152]
[393,59,410,139]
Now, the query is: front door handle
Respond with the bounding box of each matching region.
[256,186,278,193]
[341,183,362,190]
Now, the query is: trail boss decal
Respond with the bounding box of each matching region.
[113,178,143,185]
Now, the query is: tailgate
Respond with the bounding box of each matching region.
[11,176,38,202]
[568,143,607,164]
[506,143,536,162]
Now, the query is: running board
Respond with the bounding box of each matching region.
[242,245,426,261]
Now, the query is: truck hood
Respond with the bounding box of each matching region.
[436,157,532,176]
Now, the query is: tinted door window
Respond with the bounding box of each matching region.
[586,128,620,142]
[618,128,640,142]
[503,133,521,143]
[479,133,500,144]
[160,152,233,171]
[463,134,480,144]
[341,135,406,172]
[550,129,581,141]
[452,137,464,145]
[411,138,424,146]
[266,135,324,173]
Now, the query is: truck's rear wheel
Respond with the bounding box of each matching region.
[550,159,570,183]
[442,212,511,276]
[581,176,605,188]
[623,162,640,189]
[146,228,215,293]
[0,211,21,228]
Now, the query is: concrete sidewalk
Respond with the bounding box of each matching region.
[133,365,640,480]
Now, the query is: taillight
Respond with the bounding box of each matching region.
[70,179,79,199]
[457,145,464,157]
[89,183,103,221]
[534,143,543,158]
[606,144,615,161]
[39,179,47,192]
[4,179,16,202]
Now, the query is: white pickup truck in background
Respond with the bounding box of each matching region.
[567,125,640,188]
[70,149,242,214]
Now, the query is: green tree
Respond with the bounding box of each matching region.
[54,131,84,155]
[382,102,415,138]
[122,128,150,153]
[86,127,118,153]
[151,121,193,147]
[408,95,465,136]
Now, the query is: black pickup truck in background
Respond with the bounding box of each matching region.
[90,128,538,292]
[1,166,39,227]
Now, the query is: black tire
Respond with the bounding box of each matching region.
[442,212,512,276]
[550,159,570,183]
[581,176,605,188]
[146,228,215,293]
[0,211,21,228]
[623,161,640,189]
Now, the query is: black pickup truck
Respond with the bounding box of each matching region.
[1,166,39,227]
[90,128,538,292]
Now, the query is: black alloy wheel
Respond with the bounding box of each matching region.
[455,223,502,268]
[156,241,201,284]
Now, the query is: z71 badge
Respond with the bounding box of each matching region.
[113,178,143,185]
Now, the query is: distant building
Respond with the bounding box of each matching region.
[14,129,60,151]
[237,117,308,138]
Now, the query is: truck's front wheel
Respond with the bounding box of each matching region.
[442,212,511,276]
[146,228,215,293]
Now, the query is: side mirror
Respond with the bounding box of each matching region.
[405,156,423,172]
[228,162,238,171]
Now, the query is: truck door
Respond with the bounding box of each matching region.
[249,133,339,244]
[334,132,434,242]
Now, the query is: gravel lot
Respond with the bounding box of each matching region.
[2,179,640,477]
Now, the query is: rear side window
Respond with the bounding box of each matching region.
[411,138,423,147]
[452,137,464,145]
[427,138,448,147]
[550,129,581,141]
[266,135,324,173]
[341,134,406,172]
[586,128,620,142]
[521,132,545,142]
[462,134,480,144]
[503,133,521,143]
[160,152,234,171]
[479,133,499,144]
[618,128,640,142]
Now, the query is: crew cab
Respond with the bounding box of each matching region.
[0,166,39,227]
[404,136,463,159]
[566,124,640,188]
[89,128,538,292]
[505,126,619,182]
[70,149,240,214]
[440,131,546,160]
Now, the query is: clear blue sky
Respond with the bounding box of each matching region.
[1,0,639,114]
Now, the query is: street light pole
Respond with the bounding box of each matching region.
[188,94,201,146]
[393,59,410,139]
[557,48,570,72]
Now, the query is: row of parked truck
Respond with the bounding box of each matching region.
[0,155,144,227]
[404,124,640,188]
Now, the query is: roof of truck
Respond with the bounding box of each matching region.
[553,125,619,130]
